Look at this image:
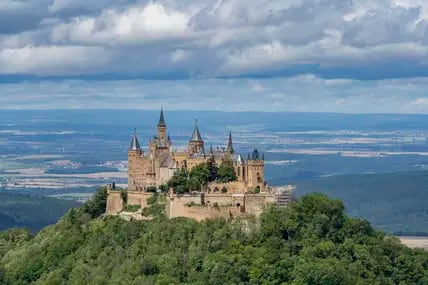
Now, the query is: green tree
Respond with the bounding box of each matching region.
[83,187,108,218]
[206,157,218,182]
[189,163,210,187]
[168,169,189,193]
[217,161,237,183]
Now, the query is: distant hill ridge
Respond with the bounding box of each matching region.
[295,170,428,235]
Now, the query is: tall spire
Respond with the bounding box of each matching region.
[158,107,166,127]
[129,128,141,151]
[190,119,203,142]
[227,131,234,153]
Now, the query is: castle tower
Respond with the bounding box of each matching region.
[188,119,205,156]
[246,149,265,191]
[157,108,167,147]
[225,131,234,160]
[128,129,143,191]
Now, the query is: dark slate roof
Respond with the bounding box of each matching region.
[129,129,141,151]
[251,149,260,160]
[158,108,166,127]
[190,119,203,142]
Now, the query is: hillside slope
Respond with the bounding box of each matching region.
[294,171,428,234]
[0,189,427,285]
[0,192,82,232]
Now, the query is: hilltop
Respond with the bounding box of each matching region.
[0,188,427,284]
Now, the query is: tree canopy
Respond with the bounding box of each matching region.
[0,192,427,284]
[168,161,237,193]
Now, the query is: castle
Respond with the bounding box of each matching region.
[106,109,293,220]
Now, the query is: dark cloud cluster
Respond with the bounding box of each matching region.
[1,0,428,79]
[1,0,428,113]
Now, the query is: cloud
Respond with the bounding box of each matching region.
[0,45,110,75]
[0,0,428,113]
[0,0,427,79]
[0,76,427,114]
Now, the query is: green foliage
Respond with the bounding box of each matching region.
[247,186,261,194]
[189,163,211,186]
[0,228,32,257]
[168,161,237,194]
[122,204,141,212]
[0,192,81,232]
[168,169,189,194]
[221,186,228,193]
[1,193,427,285]
[217,161,237,183]
[147,193,158,205]
[83,187,108,218]
[206,157,218,182]
[142,193,165,218]
[159,184,169,193]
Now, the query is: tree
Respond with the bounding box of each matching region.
[217,161,237,183]
[206,157,218,182]
[189,163,210,187]
[83,187,108,218]
[168,169,189,193]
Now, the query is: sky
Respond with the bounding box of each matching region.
[1,0,428,113]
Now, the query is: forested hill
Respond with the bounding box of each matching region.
[294,171,428,235]
[0,189,427,284]
[0,192,81,232]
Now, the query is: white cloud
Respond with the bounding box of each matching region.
[0,45,110,74]
[50,3,190,46]
[0,76,427,114]
[0,0,428,113]
[1,0,428,77]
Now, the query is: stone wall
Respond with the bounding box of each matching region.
[106,191,123,214]
[206,181,248,194]
[106,190,153,214]
[166,192,276,221]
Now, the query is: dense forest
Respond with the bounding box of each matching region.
[294,171,428,235]
[0,192,81,232]
[0,188,427,284]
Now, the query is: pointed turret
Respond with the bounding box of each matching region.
[188,119,205,156]
[227,131,234,153]
[209,144,214,157]
[158,107,166,127]
[190,119,203,142]
[129,129,141,151]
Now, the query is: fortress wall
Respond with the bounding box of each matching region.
[106,191,123,214]
[166,194,204,219]
[167,202,245,221]
[106,191,154,214]
[127,191,152,208]
[204,193,236,206]
[207,181,247,194]
[244,194,276,217]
